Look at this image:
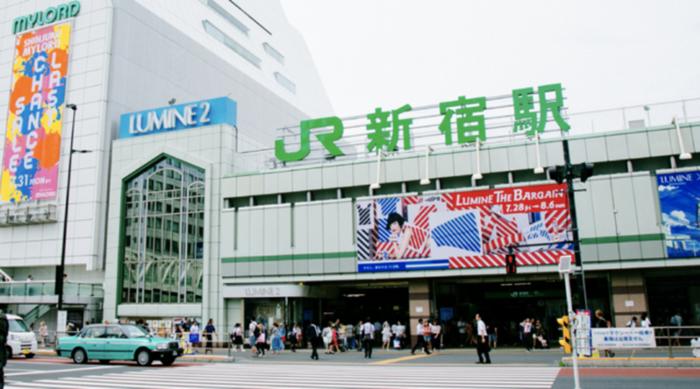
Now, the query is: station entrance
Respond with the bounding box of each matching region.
[319,282,409,327]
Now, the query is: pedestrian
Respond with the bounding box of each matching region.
[331,323,340,353]
[183,318,191,332]
[345,321,355,349]
[255,324,266,358]
[203,319,217,355]
[422,319,433,354]
[293,323,302,352]
[190,320,200,351]
[271,323,284,354]
[475,314,491,364]
[0,310,8,388]
[520,318,532,352]
[39,321,48,348]
[626,317,638,328]
[671,311,682,347]
[466,321,476,346]
[356,320,364,351]
[249,317,258,355]
[640,313,651,328]
[411,319,427,355]
[382,322,392,350]
[307,321,320,360]
[488,323,498,350]
[395,321,406,349]
[363,317,375,358]
[595,311,614,358]
[458,317,467,347]
[431,319,442,354]
[534,320,547,348]
[231,323,244,351]
[323,322,334,354]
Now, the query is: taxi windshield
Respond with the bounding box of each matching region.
[122,325,149,338]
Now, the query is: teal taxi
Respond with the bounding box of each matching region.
[56,324,183,366]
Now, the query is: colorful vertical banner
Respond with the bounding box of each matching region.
[1,23,71,202]
[657,172,700,257]
[356,183,574,273]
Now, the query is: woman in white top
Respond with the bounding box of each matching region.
[641,313,651,328]
[322,324,334,354]
[381,322,392,350]
[431,320,442,354]
[190,321,200,349]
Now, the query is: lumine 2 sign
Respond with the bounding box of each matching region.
[13,1,81,34]
[275,83,570,162]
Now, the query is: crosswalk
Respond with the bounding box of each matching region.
[7,363,561,389]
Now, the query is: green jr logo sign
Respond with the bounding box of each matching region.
[13,1,81,34]
[275,83,570,162]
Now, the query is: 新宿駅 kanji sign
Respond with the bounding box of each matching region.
[275,83,570,162]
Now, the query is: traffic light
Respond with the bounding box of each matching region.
[557,315,572,353]
[505,254,517,274]
[578,163,594,183]
[547,166,565,185]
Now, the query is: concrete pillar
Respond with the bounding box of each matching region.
[408,280,431,347]
[610,270,647,327]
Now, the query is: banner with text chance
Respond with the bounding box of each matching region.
[356,184,573,273]
[1,23,71,203]
[657,171,700,258]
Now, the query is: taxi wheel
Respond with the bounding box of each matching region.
[25,353,35,359]
[161,356,175,366]
[73,348,87,364]
[136,349,152,366]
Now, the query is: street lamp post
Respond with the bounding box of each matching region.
[56,104,91,311]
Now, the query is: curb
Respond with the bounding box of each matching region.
[562,357,700,368]
[181,356,235,363]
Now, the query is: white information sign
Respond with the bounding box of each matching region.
[57,310,67,334]
[591,328,657,349]
[575,310,592,356]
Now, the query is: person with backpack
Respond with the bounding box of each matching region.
[306,321,321,360]
[254,324,266,358]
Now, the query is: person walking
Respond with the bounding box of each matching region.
[520,318,532,352]
[362,318,375,358]
[289,323,300,352]
[345,322,355,349]
[671,311,683,347]
[190,320,201,351]
[488,323,498,350]
[323,322,334,354]
[307,322,321,360]
[270,323,284,354]
[422,320,433,354]
[458,317,467,347]
[411,319,427,355]
[231,323,244,352]
[595,311,614,358]
[475,314,491,364]
[203,319,217,355]
[381,322,392,350]
[255,324,266,358]
[431,319,442,354]
[356,320,364,351]
[0,310,8,389]
[641,313,651,328]
[248,318,258,355]
[395,321,406,350]
[38,321,48,348]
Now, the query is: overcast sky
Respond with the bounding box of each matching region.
[281,0,700,123]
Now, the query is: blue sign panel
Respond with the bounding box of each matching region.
[119,97,237,139]
[657,172,700,258]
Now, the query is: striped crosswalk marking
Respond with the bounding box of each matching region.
[7,364,561,389]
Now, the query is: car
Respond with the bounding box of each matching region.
[5,313,38,359]
[56,324,183,366]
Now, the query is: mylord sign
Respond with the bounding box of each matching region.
[119,97,237,139]
[13,1,81,34]
[275,83,570,162]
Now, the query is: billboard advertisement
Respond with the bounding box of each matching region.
[657,171,700,258]
[1,23,72,203]
[356,183,573,273]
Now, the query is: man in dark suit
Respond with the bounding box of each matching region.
[306,322,320,360]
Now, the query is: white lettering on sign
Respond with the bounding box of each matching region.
[245,287,281,297]
[128,104,213,135]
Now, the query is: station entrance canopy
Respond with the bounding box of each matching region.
[275,83,570,163]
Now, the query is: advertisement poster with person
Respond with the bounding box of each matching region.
[1,22,72,202]
[356,183,573,272]
[657,172,700,258]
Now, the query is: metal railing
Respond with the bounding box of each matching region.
[0,281,104,298]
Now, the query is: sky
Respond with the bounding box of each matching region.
[281,0,700,121]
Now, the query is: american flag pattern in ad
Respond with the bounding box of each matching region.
[357,184,573,273]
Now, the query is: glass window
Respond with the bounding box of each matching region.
[120,157,205,305]
[263,43,284,64]
[203,20,261,69]
[8,319,29,332]
[274,72,296,94]
[200,0,249,36]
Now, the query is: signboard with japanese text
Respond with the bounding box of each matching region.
[276,83,570,162]
[591,328,656,349]
[657,171,700,258]
[1,22,72,203]
[356,183,573,273]
[575,309,592,357]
